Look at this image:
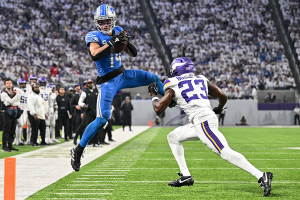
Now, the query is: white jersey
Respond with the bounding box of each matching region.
[15,88,30,110]
[39,87,52,113]
[50,92,57,114]
[163,74,215,123]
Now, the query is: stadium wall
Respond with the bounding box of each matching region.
[131,100,296,126]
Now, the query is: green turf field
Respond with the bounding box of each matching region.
[27,127,300,199]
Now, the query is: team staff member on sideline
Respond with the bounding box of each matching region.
[121,96,133,131]
[78,79,99,146]
[55,87,72,141]
[27,83,48,146]
[1,78,20,152]
[71,84,82,145]
[67,87,74,140]
[74,81,88,145]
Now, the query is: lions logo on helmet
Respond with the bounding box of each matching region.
[94,4,117,34]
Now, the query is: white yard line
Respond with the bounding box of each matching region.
[0,126,149,200]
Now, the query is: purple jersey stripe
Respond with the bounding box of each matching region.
[163,79,170,86]
[201,121,224,153]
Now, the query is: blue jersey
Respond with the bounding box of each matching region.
[85,26,123,77]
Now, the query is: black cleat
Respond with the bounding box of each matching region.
[258,172,273,197]
[168,172,194,187]
[70,148,84,172]
[10,146,19,151]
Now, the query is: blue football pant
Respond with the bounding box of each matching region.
[79,70,165,147]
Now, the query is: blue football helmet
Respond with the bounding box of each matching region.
[94,4,117,34]
[29,74,38,81]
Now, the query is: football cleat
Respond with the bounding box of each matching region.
[258,172,273,197]
[70,148,84,172]
[168,172,194,187]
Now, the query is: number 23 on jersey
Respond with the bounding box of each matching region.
[178,78,208,103]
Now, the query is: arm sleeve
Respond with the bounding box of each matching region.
[126,42,137,57]
[88,47,111,61]
[78,92,86,107]
[1,92,20,105]
[27,95,36,116]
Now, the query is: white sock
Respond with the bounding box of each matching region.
[167,132,191,176]
[221,147,263,179]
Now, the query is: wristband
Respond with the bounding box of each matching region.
[108,41,113,47]
[152,97,159,102]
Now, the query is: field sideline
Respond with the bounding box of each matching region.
[25,127,300,200]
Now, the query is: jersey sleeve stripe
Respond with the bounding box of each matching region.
[201,121,224,153]
[163,82,171,90]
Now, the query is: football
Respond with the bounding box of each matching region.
[113,41,127,53]
[10,91,16,98]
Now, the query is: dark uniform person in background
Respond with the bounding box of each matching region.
[55,87,72,141]
[121,96,133,131]
[71,83,82,145]
[78,79,99,146]
[74,81,88,145]
[67,87,74,140]
[219,109,226,126]
[1,78,20,152]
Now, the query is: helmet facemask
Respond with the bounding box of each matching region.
[94,5,117,35]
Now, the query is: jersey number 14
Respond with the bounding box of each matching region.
[178,79,208,103]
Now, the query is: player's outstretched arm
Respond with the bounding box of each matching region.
[149,82,175,115]
[88,42,111,61]
[208,82,228,113]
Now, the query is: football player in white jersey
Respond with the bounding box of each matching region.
[38,77,53,145]
[13,78,29,145]
[26,74,38,144]
[148,57,273,197]
[47,83,59,143]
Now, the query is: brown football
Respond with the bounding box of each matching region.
[10,91,16,98]
[113,41,127,53]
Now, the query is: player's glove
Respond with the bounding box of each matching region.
[213,107,226,114]
[108,32,128,46]
[169,99,177,108]
[121,30,131,41]
[148,82,158,95]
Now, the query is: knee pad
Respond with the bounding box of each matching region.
[220,146,233,159]
[167,131,180,145]
[102,110,111,120]
[149,73,159,82]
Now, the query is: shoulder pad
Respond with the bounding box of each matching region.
[163,78,178,91]
[196,75,209,81]
[85,31,100,47]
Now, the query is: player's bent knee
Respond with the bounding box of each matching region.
[220,146,234,159]
[94,117,109,129]
[167,131,180,144]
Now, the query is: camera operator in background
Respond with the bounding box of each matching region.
[55,87,72,141]
[67,87,74,140]
[71,83,82,145]
[78,79,100,146]
[38,77,53,144]
[26,74,38,144]
[27,83,48,146]
[74,81,88,145]
[47,84,59,143]
[13,78,29,146]
[1,78,21,152]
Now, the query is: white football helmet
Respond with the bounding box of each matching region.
[94,4,117,34]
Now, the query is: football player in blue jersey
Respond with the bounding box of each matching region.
[71,4,166,171]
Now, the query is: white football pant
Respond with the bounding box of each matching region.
[14,110,27,145]
[167,115,263,179]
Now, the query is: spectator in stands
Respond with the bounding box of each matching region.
[1,78,20,152]
[121,96,133,131]
[136,93,142,100]
[294,105,300,125]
